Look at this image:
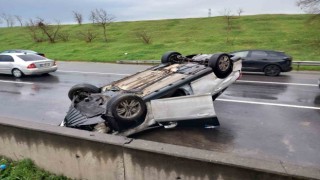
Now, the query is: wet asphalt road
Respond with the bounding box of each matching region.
[0,61,319,167]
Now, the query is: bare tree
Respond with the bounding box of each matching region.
[1,13,7,27]
[297,0,320,21]
[9,16,15,27]
[91,8,115,42]
[221,9,234,44]
[297,0,320,14]
[1,14,8,27]
[1,13,15,27]
[237,8,244,16]
[223,9,233,31]
[79,29,97,43]
[73,11,83,25]
[58,31,70,42]
[135,30,152,44]
[36,18,61,43]
[89,10,96,24]
[26,19,44,42]
[15,15,23,26]
[297,0,320,46]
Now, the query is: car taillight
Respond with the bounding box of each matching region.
[27,63,36,69]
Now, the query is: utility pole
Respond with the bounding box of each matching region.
[208,8,211,17]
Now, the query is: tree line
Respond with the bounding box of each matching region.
[0,9,116,44]
[0,1,318,44]
[0,9,153,44]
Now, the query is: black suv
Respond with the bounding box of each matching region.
[231,50,292,76]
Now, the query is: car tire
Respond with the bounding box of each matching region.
[264,65,281,76]
[208,53,233,79]
[12,69,23,78]
[68,83,100,101]
[161,51,181,64]
[110,94,147,125]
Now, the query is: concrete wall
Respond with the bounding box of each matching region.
[0,117,319,180]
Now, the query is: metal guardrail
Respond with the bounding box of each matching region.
[117,60,320,69]
[292,61,320,71]
[117,60,160,64]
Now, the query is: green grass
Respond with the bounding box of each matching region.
[0,14,319,62]
[0,157,70,180]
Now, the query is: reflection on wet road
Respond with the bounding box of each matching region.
[0,61,319,167]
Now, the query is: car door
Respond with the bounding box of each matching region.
[231,51,251,71]
[0,55,15,74]
[244,50,270,71]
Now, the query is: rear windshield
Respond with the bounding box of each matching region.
[17,54,46,61]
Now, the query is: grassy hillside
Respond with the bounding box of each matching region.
[0,14,319,62]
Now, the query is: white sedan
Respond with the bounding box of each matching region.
[0,53,57,78]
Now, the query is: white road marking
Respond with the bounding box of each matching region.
[57,70,130,76]
[0,80,34,85]
[0,71,318,110]
[216,98,320,110]
[237,80,317,87]
[59,70,318,87]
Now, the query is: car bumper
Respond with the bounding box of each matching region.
[22,66,58,75]
[63,105,105,127]
[281,66,292,72]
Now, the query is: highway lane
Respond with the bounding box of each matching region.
[0,61,150,124]
[0,61,319,167]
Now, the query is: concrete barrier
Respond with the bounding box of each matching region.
[0,116,319,180]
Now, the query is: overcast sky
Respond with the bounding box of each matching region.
[0,0,304,25]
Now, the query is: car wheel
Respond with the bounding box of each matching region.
[68,83,100,101]
[12,69,23,78]
[264,65,281,76]
[110,94,147,125]
[208,53,233,79]
[161,51,182,64]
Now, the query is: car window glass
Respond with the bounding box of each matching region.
[251,51,268,57]
[23,50,37,53]
[232,51,249,58]
[268,51,284,57]
[0,55,14,62]
[17,54,46,61]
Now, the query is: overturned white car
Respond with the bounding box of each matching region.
[60,51,242,136]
